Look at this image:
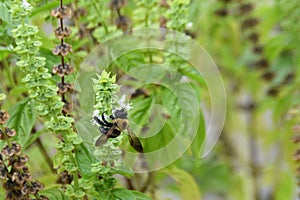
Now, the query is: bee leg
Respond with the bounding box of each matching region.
[102,113,113,126]
[94,116,107,126]
[99,126,109,135]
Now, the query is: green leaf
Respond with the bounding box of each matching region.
[114,50,146,72]
[6,98,37,146]
[115,165,134,177]
[143,121,175,152]
[190,111,205,157]
[163,166,201,200]
[131,190,152,200]
[112,188,136,200]
[274,171,295,200]
[0,46,12,61]
[0,2,10,24]
[9,85,28,96]
[53,151,64,169]
[130,96,154,129]
[39,187,68,200]
[100,191,115,200]
[23,128,48,149]
[62,143,74,153]
[160,82,202,150]
[75,144,93,174]
[179,64,205,85]
[75,116,99,153]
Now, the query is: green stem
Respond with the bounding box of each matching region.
[3,58,16,88]
[72,170,79,189]
[34,193,40,200]
[35,137,56,173]
[92,2,108,34]
[67,150,79,189]
[0,124,12,148]
[145,11,149,27]
[61,131,80,190]
[148,51,153,63]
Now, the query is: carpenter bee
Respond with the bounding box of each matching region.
[94,109,143,153]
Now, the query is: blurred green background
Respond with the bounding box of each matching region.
[0,0,299,199]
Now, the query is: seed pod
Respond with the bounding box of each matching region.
[73,8,86,18]
[267,86,280,97]
[293,125,300,133]
[281,72,294,85]
[52,43,72,56]
[108,0,127,10]
[261,71,275,81]
[63,100,73,113]
[54,27,72,39]
[58,171,73,184]
[252,58,269,69]
[5,128,16,138]
[57,82,73,94]
[115,15,132,31]
[0,110,9,124]
[292,134,300,143]
[52,63,74,77]
[241,18,259,29]
[248,32,260,43]
[239,3,254,15]
[159,16,168,28]
[51,6,72,19]
[159,0,170,8]
[215,9,228,17]
[253,45,263,54]
[294,150,300,162]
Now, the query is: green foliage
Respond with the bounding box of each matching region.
[0,0,298,199]
[0,2,10,24]
[165,0,190,32]
[8,0,85,198]
[6,98,37,146]
[39,187,68,200]
[133,0,159,27]
[163,166,201,200]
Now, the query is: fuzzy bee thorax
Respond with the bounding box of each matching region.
[115,119,128,131]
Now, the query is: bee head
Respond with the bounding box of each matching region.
[114,109,127,119]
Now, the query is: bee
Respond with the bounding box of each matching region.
[94,109,143,153]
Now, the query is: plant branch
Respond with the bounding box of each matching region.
[35,137,56,173]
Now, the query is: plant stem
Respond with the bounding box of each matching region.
[125,177,135,190]
[140,172,153,192]
[92,2,108,34]
[246,100,260,200]
[3,58,16,88]
[0,124,12,148]
[35,137,56,173]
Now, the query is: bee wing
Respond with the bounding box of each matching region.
[127,127,144,153]
[95,134,108,146]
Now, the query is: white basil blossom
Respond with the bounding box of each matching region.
[116,95,132,111]
[185,22,193,30]
[91,110,100,126]
[22,0,32,9]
